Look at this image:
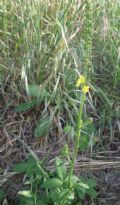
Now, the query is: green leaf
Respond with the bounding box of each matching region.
[78,182,89,189]
[76,203,82,205]
[14,162,29,173]
[18,190,34,198]
[14,100,37,112]
[77,188,85,200]
[41,178,63,189]
[86,188,97,199]
[57,189,70,202]
[75,183,86,200]
[36,200,46,205]
[28,85,50,98]
[14,86,50,113]
[39,192,50,204]
[71,175,79,183]
[34,116,50,138]
[49,190,60,203]
[56,157,66,180]
[79,135,89,151]
[86,179,97,188]
[20,196,35,205]
[14,155,37,176]
[64,125,73,134]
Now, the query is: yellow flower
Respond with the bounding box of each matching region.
[76,75,86,87]
[82,85,90,94]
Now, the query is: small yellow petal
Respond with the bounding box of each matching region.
[76,75,86,87]
[82,85,90,94]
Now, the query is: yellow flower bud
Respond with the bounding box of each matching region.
[82,85,90,94]
[76,75,86,87]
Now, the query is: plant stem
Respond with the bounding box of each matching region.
[69,93,86,186]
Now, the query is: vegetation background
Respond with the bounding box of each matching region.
[0,0,120,204]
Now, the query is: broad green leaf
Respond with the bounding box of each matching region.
[34,116,50,138]
[64,175,79,187]
[75,184,85,200]
[71,175,79,183]
[26,156,38,177]
[56,157,66,180]
[18,190,34,198]
[78,182,89,189]
[14,162,29,173]
[79,176,86,183]
[86,179,97,188]
[77,188,85,200]
[41,178,63,189]
[49,190,60,203]
[57,189,70,202]
[20,196,34,205]
[56,157,62,179]
[28,85,50,98]
[86,188,97,199]
[79,135,89,151]
[14,100,37,112]
[14,86,50,112]
[14,155,37,176]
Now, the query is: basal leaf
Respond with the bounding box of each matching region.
[14,100,37,112]
[75,183,86,200]
[56,157,66,180]
[34,116,50,138]
[86,179,97,188]
[28,85,50,98]
[14,86,50,113]
[86,188,97,199]
[57,189,70,202]
[14,155,37,175]
[41,178,62,189]
[77,188,85,200]
[78,182,89,189]
[14,162,29,173]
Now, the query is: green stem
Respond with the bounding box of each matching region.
[69,93,86,186]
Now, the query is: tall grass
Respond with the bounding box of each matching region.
[0,0,120,145]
